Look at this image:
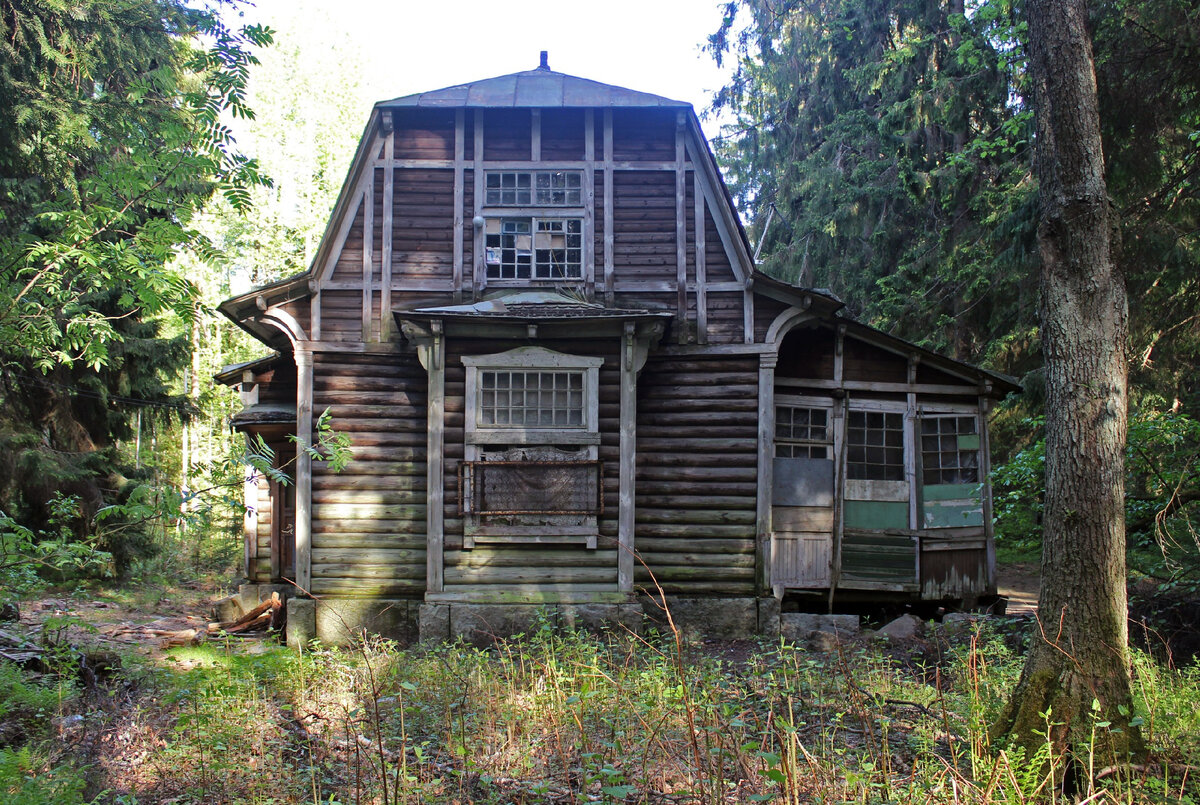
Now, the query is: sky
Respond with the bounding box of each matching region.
[232,0,738,139]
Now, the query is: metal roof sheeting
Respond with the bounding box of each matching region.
[379,68,691,110]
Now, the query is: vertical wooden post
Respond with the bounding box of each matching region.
[294,347,313,593]
[979,394,997,592]
[584,109,596,301]
[618,322,639,593]
[425,323,446,593]
[906,356,920,531]
[828,326,846,610]
[453,110,465,302]
[530,109,541,161]
[603,110,614,304]
[381,135,394,340]
[472,113,485,300]
[756,353,777,594]
[361,168,375,342]
[675,112,687,343]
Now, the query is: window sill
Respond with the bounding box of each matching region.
[464,526,598,550]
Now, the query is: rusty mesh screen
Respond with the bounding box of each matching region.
[464,460,601,516]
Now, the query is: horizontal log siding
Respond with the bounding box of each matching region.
[482,109,531,161]
[390,168,455,281]
[612,171,677,284]
[754,296,791,344]
[541,109,585,160]
[778,326,835,379]
[706,292,747,344]
[441,339,621,592]
[612,110,678,162]
[319,290,365,340]
[251,475,272,582]
[329,204,364,283]
[309,353,428,598]
[703,206,738,284]
[634,355,759,594]
[392,110,455,160]
[844,336,907,383]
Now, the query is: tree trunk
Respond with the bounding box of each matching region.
[992,0,1143,777]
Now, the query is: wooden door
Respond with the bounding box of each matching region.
[771,403,834,589]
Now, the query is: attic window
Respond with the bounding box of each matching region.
[485,171,582,206]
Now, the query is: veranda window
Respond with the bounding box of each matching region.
[847,410,905,481]
[775,405,831,459]
[921,415,980,485]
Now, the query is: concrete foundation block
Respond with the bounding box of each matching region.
[757,597,781,637]
[557,603,642,635]
[642,597,758,639]
[286,598,316,650]
[418,604,451,644]
[315,599,415,646]
[449,604,554,646]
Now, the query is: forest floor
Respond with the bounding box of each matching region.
[4,563,1199,804]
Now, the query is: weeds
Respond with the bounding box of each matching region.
[5,617,1200,803]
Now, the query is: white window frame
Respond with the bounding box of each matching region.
[461,347,604,547]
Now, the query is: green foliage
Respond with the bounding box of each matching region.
[0,0,273,370]
[991,406,1200,560]
[0,747,92,805]
[709,0,1038,367]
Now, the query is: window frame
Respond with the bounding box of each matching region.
[484,170,584,207]
[774,401,833,460]
[461,347,604,547]
[845,406,907,482]
[918,411,981,486]
[484,215,584,281]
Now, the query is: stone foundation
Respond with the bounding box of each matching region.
[283,596,789,647]
[418,602,643,646]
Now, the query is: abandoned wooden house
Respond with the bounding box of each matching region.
[217,56,1019,643]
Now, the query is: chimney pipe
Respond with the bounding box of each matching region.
[538,51,549,70]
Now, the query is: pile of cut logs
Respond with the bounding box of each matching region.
[108,592,284,647]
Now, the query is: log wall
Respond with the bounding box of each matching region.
[634,354,759,595]
[439,338,622,596]
[309,352,428,598]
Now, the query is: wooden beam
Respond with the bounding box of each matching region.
[244,471,258,579]
[694,173,708,344]
[979,396,997,593]
[756,353,776,595]
[603,109,614,304]
[423,323,446,593]
[473,113,485,300]
[906,356,919,531]
[774,377,981,395]
[584,110,596,301]
[361,169,374,342]
[294,348,314,593]
[381,136,394,340]
[453,109,465,303]
[619,323,638,592]
[675,111,688,344]
[530,109,541,161]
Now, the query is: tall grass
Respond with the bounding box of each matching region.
[65,617,1200,804]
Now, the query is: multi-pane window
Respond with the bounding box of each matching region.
[775,406,831,458]
[479,370,585,428]
[485,171,583,206]
[921,416,979,484]
[485,217,583,280]
[847,410,905,481]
